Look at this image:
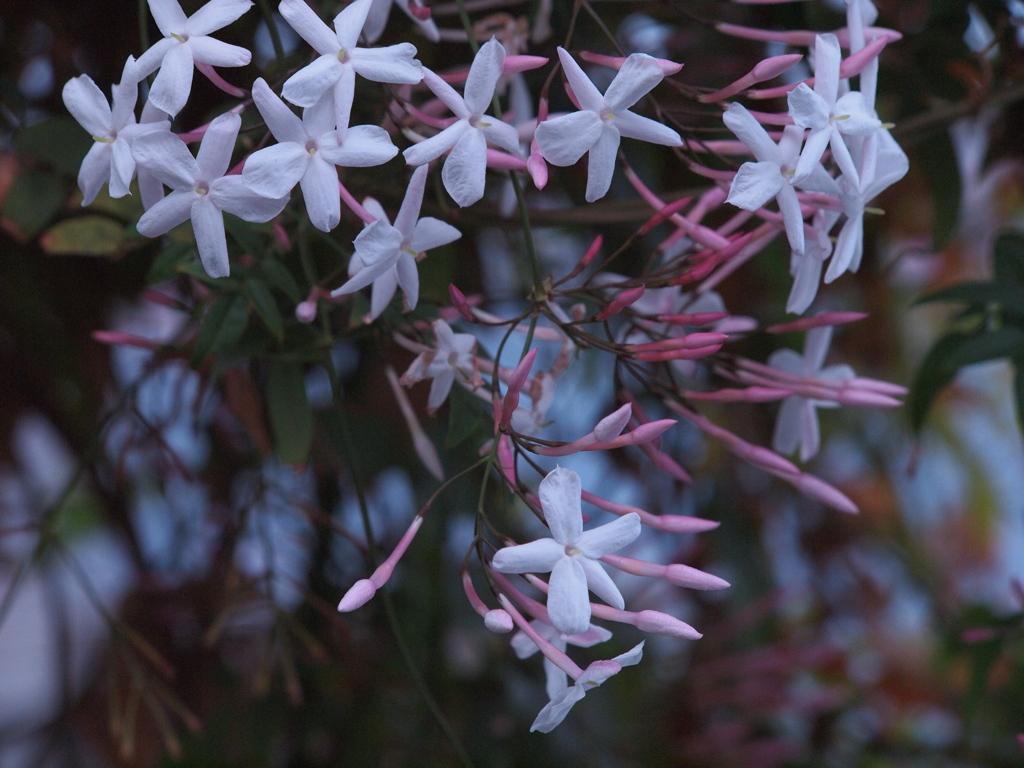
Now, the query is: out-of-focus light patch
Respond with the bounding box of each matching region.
[11,411,76,508]
[132,478,218,581]
[444,625,487,678]
[618,13,674,58]
[0,532,134,733]
[1009,0,1024,46]
[965,4,998,56]
[331,339,360,378]
[233,460,316,609]
[763,504,814,607]
[305,364,334,409]
[253,14,299,69]
[904,705,962,750]
[18,55,53,100]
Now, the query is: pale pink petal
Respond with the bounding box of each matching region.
[318,124,398,166]
[722,103,779,164]
[361,0,391,43]
[787,252,823,315]
[530,683,586,733]
[613,110,681,146]
[137,189,195,235]
[603,53,665,112]
[788,83,829,130]
[279,0,340,56]
[149,0,187,36]
[395,252,419,309]
[196,112,241,179]
[134,38,176,79]
[463,38,505,116]
[490,538,564,573]
[556,47,603,113]
[798,400,820,461]
[138,167,165,210]
[403,121,467,166]
[727,161,783,211]
[303,88,337,138]
[409,218,461,252]
[353,219,404,266]
[772,396,803,456]
[579,557,625,609]
[78,143,111,205]
[393,164,427,236]
[188,36,251,68]
[585,126,619,202]
[186,0,252,36]
[825,212,863,282]
[251,78,306,144]
[834,92,880,135]
[442,127,487,207]
[147,41,194,116]
[767,348,804,376]
[612,641,644,667]
[577,513,640,559]
[333,65,356,132]
[109,139,136,197]
[299,156,341,231]
[62,75,113,138]
[361,197,389,224]
[369,267,399,318]
[210,175,288,221]
[812,33,841,106]
[282,54,342,108]
[793,128,831,183]
[427,370,455,411]
[539,467,583,545]
[131,131,198,188]
[191,196,229,277]
[478,118,521,154]
[333,0,372,50]
[804,326,833,372]
[350,44,422,84]
[777,183,806,255]
[535,110,602,166]
[242,142,308,198]
[548,556,590,635]
[420,69,468,119]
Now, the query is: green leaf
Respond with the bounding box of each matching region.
[191,293,250,366]
[993,232,1024,285]
[16,117,93,177]
[224,213,265,257]
[246,278,284,341]
[265,361,312,465]
[909,327,1024,431]
[147,242,194,284]
[259,258,302,303]
[39,216,125,256]
[446,380,486,449]
[2,170,69,239]
[914,281,1024,315]
[917,130,962,251]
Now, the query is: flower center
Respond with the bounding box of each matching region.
[337,48,349,63]
[565,546,582,556]
[194,182,209,195]
[600,111,616,122]
[470,116,491,128]
[447,351,461,367]
[306,140,318,155]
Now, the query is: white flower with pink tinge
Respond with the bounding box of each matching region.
[491,467,640,636]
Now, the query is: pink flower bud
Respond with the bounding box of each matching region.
[633,610,702,639]
[500,348,538,431]
[579,50,682,76]
[651,515,719,535]
[596,285,645,321]
[408,0,431,20]
[448,284,475,322]
[664,564,730,591]
[295,300,317,324]
[502,55,548,74]
[791,473,859,514]
[594,404,632,442]
[484,609,515,633]
[486,148,528,171]
[337,579,377,612]
[527,142,548,189]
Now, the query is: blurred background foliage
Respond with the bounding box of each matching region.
[2,0,1024,766]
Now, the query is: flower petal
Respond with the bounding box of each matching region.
[369,266,399,319]
[279,0,340,56]
[442,127,487,207]
[726,161,783,212]
[251,77,306,144]
[360,0,390,44]
[530,682,586,733]
[463,38,505,116]
[333,65,357,132]
[196,112,241,179]
[147,41,194,116]
[811,33,841,107]
[299,156,341,231]
[543,659,570,703]
[604,53,664,112]
[109,139,136,197]
[188,36,252,68]
[776,183,806,255]
[282,54,342,108]
[798,399,820,461]
[333,0,372,50]
[303,88,337,138]
[137,189,195,236]
[242,142,308,198]
[556,47,603,114]
[138,167,165,210]
[535,111,602,166]
[420,69,468,120]
[63,75,113,138]
[613,110,680,146]
[354,218,404,265]
[191,196,229,277]
[427,370,455,412]
[350,44,423,84]
[579,557,625,609]
[585,125,619,203]
[723,103,779,164]
[788,83,829,130]
[393,163,427,236]
[395,252,419,310]
[772,395,803,456]
[409,217,461,252]
[548,556,590,635]
[186,0,252,36]
[149,0,188,36]
[318,124,398,166]
[210,175,288,222]
[478,118,521,154]
[490,538,564,573]
[578,513,640,559]
[538,467,583,544]
[77,142,111,205]
[131,131,198,189]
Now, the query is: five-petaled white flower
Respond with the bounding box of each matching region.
[769,326,854,461]
[242,79,398,232]
[530,642,644,733]
[534,48,682,203]
[131,112,289,278]
[331,164,461,320]
[63,57,171,206]
[134,0,254,117]
[278,0,423,129]
[787,33,881,187]
[402,38,521,207]
[491,466,641,636]
[511,619,612,701]
[401,319,478,413]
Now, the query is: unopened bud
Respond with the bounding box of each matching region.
[338,579,377,612]
[633,610,702,639]
[484,609,515,633]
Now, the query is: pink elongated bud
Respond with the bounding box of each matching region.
[698,53,803,102]
[499,347,538,430]
[715,22,901,47]
[532,418,674,456]
[631,345,723,362]
[462,571,489,615]
[498,594,584,679]
[651,515,719,535]
[833,388,902,408]
[743,444,800,476]
[527,140,548,188]
[658,312,731,326]
[767,312,868,334]
[195,61,246,98]
[629,333,729,353]
[503,55,549,74]
[486,148,528,171]
[791,473,859,514]
[594,403,632,442]
[579,50,682,76]
[846,377,909,396]
[602,554,731,590]
[579,234,603,269]
[683,387,791,403]
[632,610,702,639]
[338,579,377,612]
[339,182,377,224]
[497,434,517,486]
[92,331,159,349]
[839,35,889,78]
[408,0,430,20]
[484,609,514,633]
[449,284,475,322]
[637,196,693,237]
[595,285,645,321]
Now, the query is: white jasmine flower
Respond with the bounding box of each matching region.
[534,48,681,202]
[403,38,521,207]
[242,79,397,232]
[769,327,854,461]
[331,164,461,319]
[278,0,423,128]
[511,619,612,700]
[131,112,288,278]
[62,57,171,205]
[134,0,254,116]
[401,319,478,413]
[491,467,641,636]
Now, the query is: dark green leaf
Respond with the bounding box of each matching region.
[246,278,284,341]
[2,170,69,239]
[446,380,486,449]
[914,281,1024,315]
[148,242,194,284]
[917,131,961,251]
[191,293,249,366]
[909,327,1024,431]
[266,361,312,465]
[260,258,302,303]
[993,232,1024,285]
[16,117,93,177]
[223,213,265,257]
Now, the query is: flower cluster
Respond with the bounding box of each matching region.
[67,0,909,733]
